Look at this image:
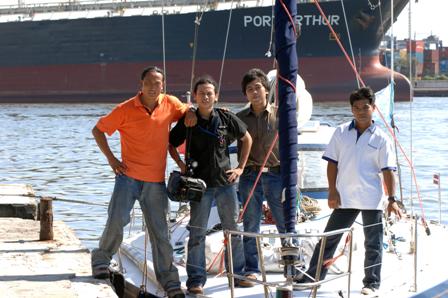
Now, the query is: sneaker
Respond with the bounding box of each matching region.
[167,288,185,298]
[361,286,378,295]
[187,285,204,295]
[92,264,110,279]
[293,277,319,291]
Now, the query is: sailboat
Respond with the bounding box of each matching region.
[109,1,448,297]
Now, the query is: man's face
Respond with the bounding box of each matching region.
[194,83,217,110]
[141,71,164,100]
[351,98,375,126]
[245,79,268,107]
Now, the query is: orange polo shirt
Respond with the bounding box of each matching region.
[96,93,187,182]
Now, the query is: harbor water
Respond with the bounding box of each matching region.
[0,97,446,249]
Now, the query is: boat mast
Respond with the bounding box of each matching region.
[274,0,298,233]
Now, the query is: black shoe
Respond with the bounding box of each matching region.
[92,264,110,279]
[167,288,185,298]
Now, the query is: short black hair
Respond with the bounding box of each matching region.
[141,66,165,81]
[349,86,375,105]
[193,75,218,94]
[241,68,270,94]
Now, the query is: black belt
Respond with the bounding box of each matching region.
[245,165,280,174]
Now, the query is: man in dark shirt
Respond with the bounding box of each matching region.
[169,75,253,295]
[236,68,287,280]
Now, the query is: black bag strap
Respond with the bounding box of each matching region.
[184,126,193,177]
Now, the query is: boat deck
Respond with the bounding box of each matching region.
[116,202,448,297]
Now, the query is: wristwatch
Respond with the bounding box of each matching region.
[388,196,397,203]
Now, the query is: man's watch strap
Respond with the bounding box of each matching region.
[388,196,397,203]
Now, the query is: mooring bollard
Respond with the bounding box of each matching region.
[39,197,53,241]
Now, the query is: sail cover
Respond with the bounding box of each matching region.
[373,83,394,126]
[274,0,298,233]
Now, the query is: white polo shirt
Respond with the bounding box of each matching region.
[322,120,396,210]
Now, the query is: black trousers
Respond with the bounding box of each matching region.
[304,209,383,289]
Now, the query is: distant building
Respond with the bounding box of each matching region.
[381,35,447,79]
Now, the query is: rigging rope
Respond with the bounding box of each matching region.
[238,133,279,222]
[313,0,364,86]
[265,0,275,60]
[162,0,167,92]
[140,230,149,294]
[217,0,234,95]
[339,0,359,88]
[373,0,405,203]
[13,194,108,207]
[189,1,207,93]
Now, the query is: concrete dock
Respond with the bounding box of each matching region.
[0,184,117,298]
[0,218,117,298]
[414,79,448,97]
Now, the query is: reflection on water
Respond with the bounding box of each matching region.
[0,98,446,249]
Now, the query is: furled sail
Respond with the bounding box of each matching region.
[274,0,298,233]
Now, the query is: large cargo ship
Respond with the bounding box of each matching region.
[0,0,410,103]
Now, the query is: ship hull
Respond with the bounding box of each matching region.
[0,0,410,103]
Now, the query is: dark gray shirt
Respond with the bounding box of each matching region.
[236,103,280,168]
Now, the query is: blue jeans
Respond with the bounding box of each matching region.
[238,169,286,274]
[304,209,383,289]
[91,174,180,291]
[186,185,245,288]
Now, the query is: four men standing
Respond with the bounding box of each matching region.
[92,66,401,296]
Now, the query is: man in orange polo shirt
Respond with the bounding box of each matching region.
[91,66,195,298]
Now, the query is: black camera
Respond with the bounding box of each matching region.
[167,171,206,203]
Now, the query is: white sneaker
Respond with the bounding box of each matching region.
[361,287,378,295]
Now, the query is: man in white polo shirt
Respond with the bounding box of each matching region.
[295,87,403,295]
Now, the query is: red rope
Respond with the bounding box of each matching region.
[207,246,224,273]
[238,133,279,222]
[279,0,297,37]
[312,0,365,86]
[372,104,428,225]
[323,233,351,268]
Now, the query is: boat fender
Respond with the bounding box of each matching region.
[266,69,313,128]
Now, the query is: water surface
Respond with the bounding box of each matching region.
[0,97,446,249]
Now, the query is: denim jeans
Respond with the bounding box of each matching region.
[91,174,181,291]
[186,184,245,288]
[238,169,286,274]
[304,209,383,289]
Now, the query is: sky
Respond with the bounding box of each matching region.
[1,0,447,43]
[392,0,447,43]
